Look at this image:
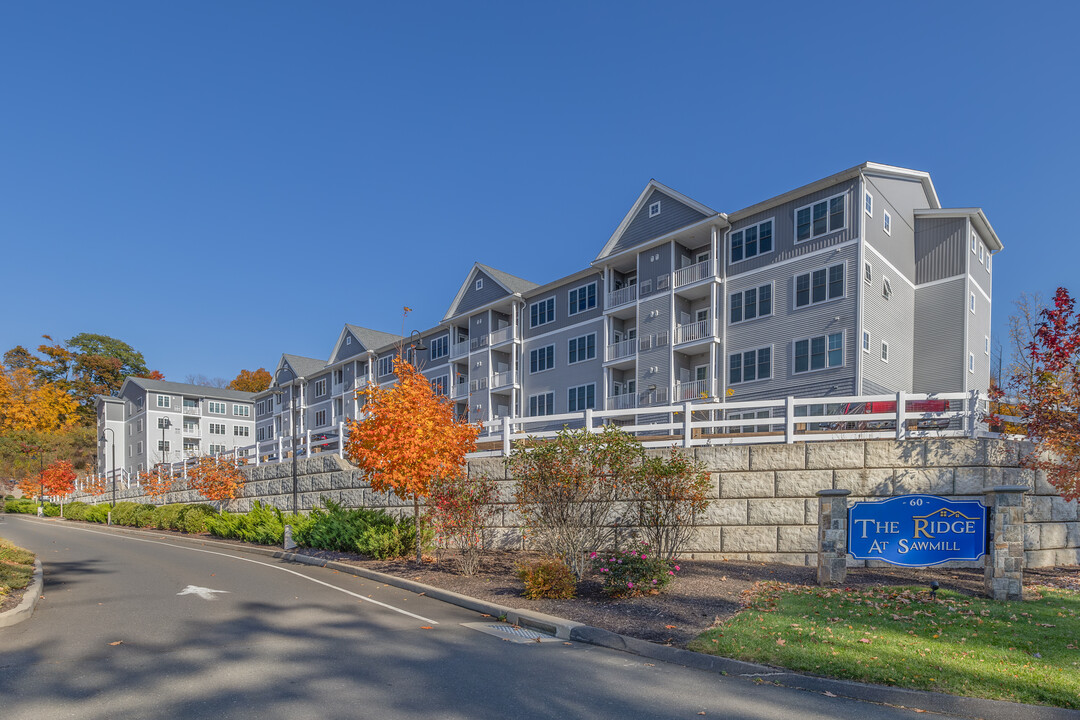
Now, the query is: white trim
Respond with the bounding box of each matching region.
[793,331,845,374]
[527,391,555,417]
[475,278,484,291]
[728,217,776,265]
[727,345,773,385]
[728,281,775,325]
[862,243,915,289]
[528,344,555,374]
[882,277,892,300]
[970,276,990,303]
[881,341,889,363]
[730,238,858,280]
[915,274,966,290]
[793,261,846,310]
[567,281,598,316]
[883,210,891,236]
[864,261,872,285]
[862,330,871,353]
[984,336,990,356]
[968,352,975,373]
[864,190,873,217]
[649,200,661,217]
[595,181,719,262]
[567,332,597,364]
[529,296,556,328]
[524,316,604,344]
[794,190,847,244]
[566,382,597,412]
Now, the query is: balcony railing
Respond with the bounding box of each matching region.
[181,427,200,437]
[450,341,470,359]
[181,406,200,416]
[605,337,638,361]
[674,319,712,345]
[490,371,513,389]
[606,284,637,309]
[470,377,488,392]
[470,335,489,351]
[451,383,469,399]
[673,259,711,288]
[607,394,637,411]
[489,326,514,345]
[673,379,710,402]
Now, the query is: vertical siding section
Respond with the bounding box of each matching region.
[914,218,966,284]
[913,279,966,393]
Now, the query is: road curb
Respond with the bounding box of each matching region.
[10,515,1079,719]
[0,559,43,629]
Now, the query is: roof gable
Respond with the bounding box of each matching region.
[328,325,402,363]
[443,263,538,321]
[595,181,717,262]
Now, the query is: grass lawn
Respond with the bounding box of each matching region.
[0,536,36,599]
[688,582,1080,708]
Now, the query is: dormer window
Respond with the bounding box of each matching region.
[649,200,661,218]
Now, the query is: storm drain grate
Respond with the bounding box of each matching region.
[461,622,559,644]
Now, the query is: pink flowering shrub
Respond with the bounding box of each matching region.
[588,542,680,598]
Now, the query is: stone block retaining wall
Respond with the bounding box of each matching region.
[69,438,1078,568]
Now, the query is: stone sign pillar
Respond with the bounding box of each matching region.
[816,489,851,585]
[983,485,1029,601]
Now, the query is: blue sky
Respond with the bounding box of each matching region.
[2,2,1077,381]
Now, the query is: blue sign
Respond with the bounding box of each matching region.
[848,495,987,567]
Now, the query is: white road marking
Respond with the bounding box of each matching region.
[177,585,230,600]
[14,518,439,625]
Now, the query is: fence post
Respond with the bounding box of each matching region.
[502,415,512,457]
[784,396,795,444]
[338,422,345,459]
[983,485,1028,601]
[682,401,693,448]
[895,390,907,441]
[816,489,851,585]
[306,429,312,456]
[968,390,981,437]
[584,408,594,433]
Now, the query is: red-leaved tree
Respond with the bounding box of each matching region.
[187,455,246,509]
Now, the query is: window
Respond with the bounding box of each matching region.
[314,379,327,397]
[567,384,596,412]
[649,200,661,217]
[729,284,773,324]
[182,421,197,433]
[137,441,143,454]
[882,277,892,300]
[333,369,343,384]
[985,336,990,355]
[794,332,844,373]
[979,243,984,262]
[881,342,889,362]
[863,330,870,352]
[971,232,977,253]
[208,444,226,455]
[970,293,976,313]
[795,193,845,243]
[728,347,772,385]
[730,219,774,263]
[987,252,992,271]
[137,420,143,432]
[430,375,448,396]
[208,401,225,415]
[568,282,597,315]
[864,262,872,284]
[257,428,264,441]
[378,355,394,376]
[234,426,250,437]
[128,445,132,458]
[794,263,844,308]
[529,392,554,416]
[157,417,169,429]
[430,334,449,360]
[696,251,710,264]
[530,298,555,328]
[475,278,483,291]
[209,423,226,435]
[315,410,327,427]
[969,353,975,373]
[883,210,891,235]
[529,345,555,373]
[864,191,873,216]
[233,404,250,417]
[346,335,352,345]
[157,440,170,452]
[156,395,170,408]
[568,333,596,363]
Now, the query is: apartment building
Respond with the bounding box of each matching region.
[95,378,257,477]
[255,162,1001,442]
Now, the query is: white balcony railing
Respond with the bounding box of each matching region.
[451,383,469,399]
[674,319,712,345]
[607,394,637,411]
[673,379,710,402]
[332,382,344,396]
[605,337,638,361]
[181,406,200,416]
[489,326,514,345]
[470,377,488,392]
[673,259,711,288]
[606,284,637,309]
[490,371,513,389]
[450,342,470,359]
[181,427,200,437]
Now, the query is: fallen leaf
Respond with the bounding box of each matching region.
[420,626,433,630]
[823,691,837,697]
[664,625,677,629]
[776,638,786,646]
[562,642,572,646]
[108,641,123,646]
[858,638,872,644]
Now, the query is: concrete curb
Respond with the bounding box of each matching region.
[0,559,43,629]
[11,516,1079,719]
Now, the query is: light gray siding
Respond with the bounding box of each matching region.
[336,332,369,361]
[861,254,914,395]
[520,319,604,414]
[914,217,966,284]
[969,226,993,295]
[611,189,709,256]
[522,272,604,338]
[455,269,510,317]
[637,294,672,404]
[913,279,966,393]
[862,173,927,279]
[967,273,992,394]
[638,241,672,298]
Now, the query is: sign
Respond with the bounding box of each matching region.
[848,494,987,567]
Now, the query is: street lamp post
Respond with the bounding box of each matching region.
[102,427,117,511]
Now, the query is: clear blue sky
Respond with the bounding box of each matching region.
[2,2,1077,381]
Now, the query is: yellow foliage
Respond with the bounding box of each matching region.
[0,367,78,433]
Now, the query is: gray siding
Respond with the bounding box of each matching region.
[637,294,672,404]
[610,189,709,256]
[522,272,604,338]
[638,241,672,298]
[914,217,966,284]
[455,269,511,317]
[520,319,604,414]
[336,332,369,361]
[862,173,927,280]
[861,254,914,395]
[967,272,992,394]
[969,225,993,296]
[913,279,966,393]
[727,179,860,277]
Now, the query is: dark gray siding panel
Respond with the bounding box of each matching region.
[914,218,966,284]
[637,241,672,299]
[913,279,965,393]
[637,294,672,404]
[520,319,605,413]
[611,189,708,256]
[337,332,369,361]
[522,272,604,338]
[862,174,928,280]
[969,226,993,295]
[456,269,511,316]
[727,179,859,277]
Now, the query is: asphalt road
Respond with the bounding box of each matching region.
[1,515,941,720]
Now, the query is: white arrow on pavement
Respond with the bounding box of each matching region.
[177,585,230,600]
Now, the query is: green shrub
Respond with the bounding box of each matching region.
[516,558,577,599]
[180,504,216,534]
[43,503,60,517]
[110,502,142,526]
[4,499,37,514]
[132,504,157,528]
[153,504,185,531]
[204,502,300,545]
[356,515,433,560]
[84,504,110,523]
[589,543,679,597]
[295,499,382,552]
[63,502,89,520]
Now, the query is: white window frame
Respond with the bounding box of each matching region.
[862,330,870,353]
[864,191,873,217]
[793,263,845,309]
[430,375,449,396]
[314,379,327,397]
[971,232,977,254]
[969,353,975,373]
[567,383,596,412]
[728,346,772,386]
[157,417,169,429]
[429,334,449,360]
[209,423,226,435]
[970,293,976,313]
[137,441,143,455]
[157,440,170,452]
[882,342,890,363]
[793,332,845,374]
[567,333,597,364]
[208,444,226,455]
[864,261,872,285]
[315,410,327,427]
[137,419,143,432]
[649,200,661,218]
[883,210,891,236]
[233,426,250,437]
[233,404,250,417]
[794,192,846,244]
[529,297,555,328]
[567,281,598,316]
[979,243,984,263]
[987,252,992,271]
[528,392,555,417]
[985,336,990,355]
[208,401,226,415]
[882,277,892,300]
[529,344,555,374]
[346,335,352,345]
[475,278,483,291]
[695,250,710,264]
[156,395,170,408]
[729,282,774,325]
[729,218,774,264]
[378,355,394,377]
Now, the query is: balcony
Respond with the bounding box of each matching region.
[181,406,200,416]
[332,381,344,396]
[490,371,513,389]
[469,377,488,392]
[470,335,489,351]
[673,379,710,402]
[606,284,637,310]
[450,341,470,359]
[605,337,637,362]
[451,383,469,399]
[607,393,637,411]
[488,326,514,346]
[181,427,200,437]
[674,319,713,346]
[673,259,712,289]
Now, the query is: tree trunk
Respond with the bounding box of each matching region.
[413,498,421,565]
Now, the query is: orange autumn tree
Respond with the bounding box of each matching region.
[138,466,174,505]
[16,473,45,502]
[229,368,273,393]
[42,459,77,501]
[345,355,481,563]
[187,455,246,509]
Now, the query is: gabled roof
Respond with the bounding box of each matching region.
[119,377,257,402]
[914,208,1003,252]
[594,179,720,262]
[327,324,403,362]
[442,262,539,321]
[278,353,327,380]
